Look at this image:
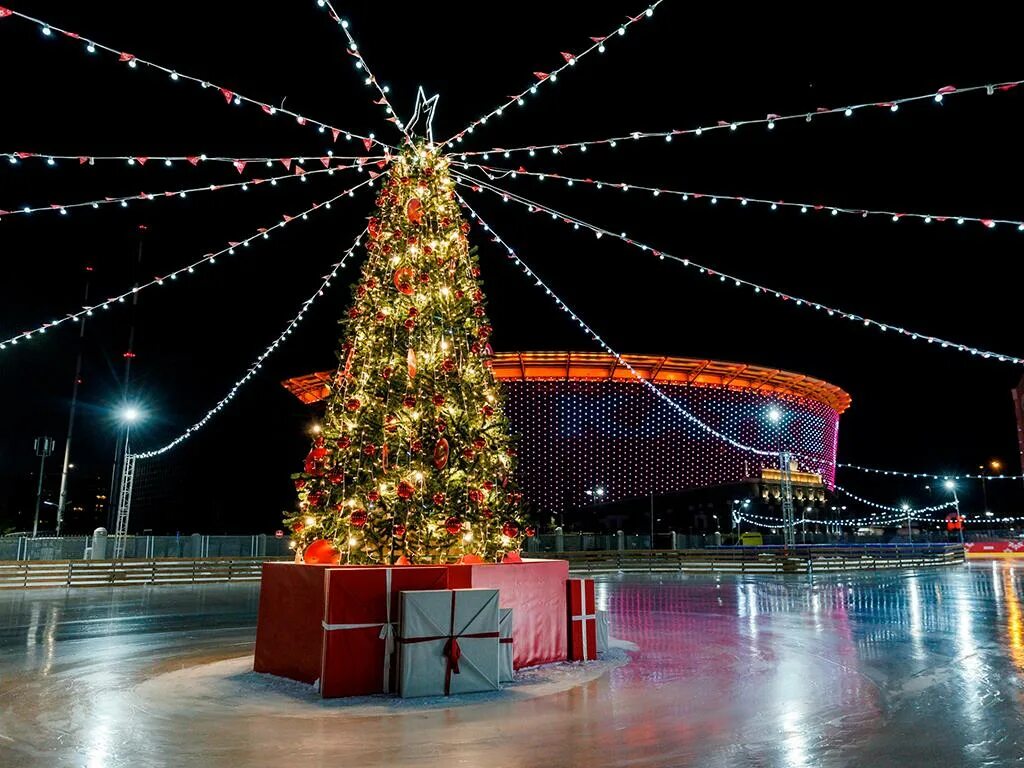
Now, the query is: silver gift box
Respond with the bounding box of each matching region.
[398,588,500,698]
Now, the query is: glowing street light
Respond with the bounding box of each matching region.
[119,406,142,423]
[767,407,782,424]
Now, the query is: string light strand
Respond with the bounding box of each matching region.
[0,7,391,152]
[453,170,1024,366]
[457,160,1024,233]
[0,178,373,352]
[442,2,664,148]
[2,151,385,168]
[456,191,783,460]
[134,228,368,459]
[451,77,1024,159]
[1,162,366,219]
[315,0,411,142]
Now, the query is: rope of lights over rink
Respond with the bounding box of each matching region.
[2,151,385,168]
[134,228,367,458]
[0,6,392,152]
[452,170,1024,365]
[314,0,412,142]
[0,162,369,219]
[440,2,664,149]
[451,77,1024,158]
[455,192,791,461]
[0,177,374,352]
[456,161,1024,233]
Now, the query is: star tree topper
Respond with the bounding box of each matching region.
[407,86,440,143]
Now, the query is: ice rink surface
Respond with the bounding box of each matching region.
[1,562,1023,767]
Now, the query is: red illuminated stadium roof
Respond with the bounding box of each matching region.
[281,351,852,413]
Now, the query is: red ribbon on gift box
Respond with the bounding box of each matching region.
[399,590,499,695]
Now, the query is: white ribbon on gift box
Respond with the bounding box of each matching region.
[569,579,596,659]
[321,568,395,692]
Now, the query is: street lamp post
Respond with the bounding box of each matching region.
[901,503,912,543]
[111,407,142,559]
[32,437,56,537]
[945,480,964,545]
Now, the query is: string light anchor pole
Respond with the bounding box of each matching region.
[32,437,55,537]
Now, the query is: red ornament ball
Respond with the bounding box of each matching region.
[393,267,415,295]
[408,306,419,318]
[462,448,475,461]
[432,394,445,407]
[393,524,406,538]
[328,468,345,485]
[501,521,520,538]
[363,443,377,457]
[433,437,450,469]
[525,525,537,538]
[444,516,463,536]
[397,480,416,500]
[473,306,485,317]
[481,405,494,418]
[350,509,368,528]
[346,398,361,412]
[473,437,486,449]
[410,439,423,453]
[406,197,424,224]
[468,488,484,504]
[291,521,304,533]
[432,492,446,506]
[294,478,307,491]
[482,508,494,519]
[337,436,351,449]
[367,490,380,503]
[402,395,417,409]
[381,366,393,379]
[482,481,495,491]
[304,538,341,564]
[441,358,455,373]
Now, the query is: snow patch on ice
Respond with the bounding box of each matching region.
[132,645,631,719]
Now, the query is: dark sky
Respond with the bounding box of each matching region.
[2,1,1023,533]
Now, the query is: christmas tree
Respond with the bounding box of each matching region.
[287,142,527,564]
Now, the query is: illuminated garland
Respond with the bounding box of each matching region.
[456,192,783,460]
[0,7,391,152]
[837,462,1024,481]
[1,162,365,219]
[135,228,367,459]
[458,161,1024,233]
[442,2,664,148]
[0,177,374,352]
[316,0,411,141]
[453,77,1024,158]
[2,151,384,168]
[454,170,1024,365]
[833,485,959,515]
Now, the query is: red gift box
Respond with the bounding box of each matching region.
[448,558,568,668]
[567,577,597,661]
[320,565,448,698]
[254,562,334,684]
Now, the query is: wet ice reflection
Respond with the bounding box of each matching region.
[1,565,1023,767]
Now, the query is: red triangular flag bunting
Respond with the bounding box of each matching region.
[118,52,134,62]
[283,214,293,222]
[233,160,246,174]
[79,156,90,164]
[280,158,292,170]
[589,35,606,42]
[294,166,305,175]
[533,71,549,81]
[362,137,373,151]
[0,8,12,18]
[320,156,330,168]
[220,88,234,104]
[937,85,957,94]
[261,104,273,114]
[187,156,200,166]
[296,116,306,125]
[369,170,380,179]
[136,157,148,166]
[560,51,574,63]
[228,241,240,247]
[331,128,341,142]
[981,219,995,228]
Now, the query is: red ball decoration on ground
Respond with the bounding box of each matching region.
[406,197,424,224]
[397,480,416,500]
[304,539,341,564]
[444,516,462,536]
[433,437,450,469]
[501,521,520,538]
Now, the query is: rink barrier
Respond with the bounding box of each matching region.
[530,544,965,574]
[0,556,290,590]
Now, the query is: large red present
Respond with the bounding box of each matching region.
[320,565,448,698]
[567,577,597,661]
[254,562,334,683]
[448,558,568,668]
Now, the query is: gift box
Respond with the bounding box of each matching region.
[567,578,597,661]
[254,562,335,683]
[596,609,610,654]
[320,565,448,698]
[397,588,500,698]
[499,607,514,683]
[447,559,568,668]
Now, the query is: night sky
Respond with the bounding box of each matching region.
[2,1,1022,534]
